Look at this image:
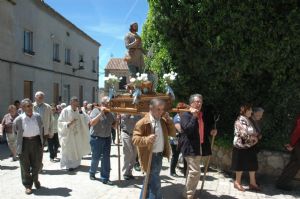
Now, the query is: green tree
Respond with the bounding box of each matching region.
[142,0,300,150]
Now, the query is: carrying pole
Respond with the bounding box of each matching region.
[200,114,219,191]
[117,117,121,182]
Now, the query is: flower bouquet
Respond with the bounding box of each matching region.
[129,73,149,104]
[163,71,177,100]
[104,74,122,100]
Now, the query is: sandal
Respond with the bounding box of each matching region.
[234,181,245,192]
[249,184,262,192]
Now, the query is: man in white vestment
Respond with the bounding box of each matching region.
[58,96,90,171]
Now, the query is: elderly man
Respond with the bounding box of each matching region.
[58,96,90,171]
[33,91,52,141]
[121,114,142,180]
[133,98,176,199]
[124,22,146,76]
[89,96,115,185]
[33,91,52,171]
[81,100,88,114]
[13,99,43,194]
[179,94,217,199]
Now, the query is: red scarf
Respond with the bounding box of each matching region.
[198,112,204,144]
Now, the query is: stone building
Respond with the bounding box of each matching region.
[104,58,130,94]
[0,0,100,117]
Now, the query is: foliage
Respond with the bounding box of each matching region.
[142,0,300,150]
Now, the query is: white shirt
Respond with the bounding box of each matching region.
[150,114,164,153]
[22,113,40,137]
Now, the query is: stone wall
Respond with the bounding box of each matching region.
[210,145,300,179]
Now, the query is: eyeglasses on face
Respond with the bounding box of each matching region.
[193,100,202,104]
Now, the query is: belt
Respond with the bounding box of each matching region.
[23,135,40,140]
[152,152,163,156]
[91,135,110,139]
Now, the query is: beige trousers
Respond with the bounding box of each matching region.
[185,156,202,199]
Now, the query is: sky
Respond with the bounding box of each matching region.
[45,0,149,88]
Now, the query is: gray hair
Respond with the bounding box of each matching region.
[70,96,78,104]
[21,98,32,106]
[100,96,109,105]
[253,107,264,113]
[60,103,67,108]
[189,94,203,104]
[149,98,165,109]
[35,91,45,98]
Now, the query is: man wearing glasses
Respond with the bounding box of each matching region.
[133,98,176,199]
[180,94,217,199]
[13,99,44,195]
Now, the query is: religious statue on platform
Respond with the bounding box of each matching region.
[124,22,146,76]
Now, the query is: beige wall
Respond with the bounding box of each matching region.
[0,0,99,117]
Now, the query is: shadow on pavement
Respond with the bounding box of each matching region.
[197,190,239,199]
[116,176,144,188]
[82,156,92,160]
[0,143,11,160]
[199,175,217,182]
[75,165,90,172]
[33,187,72,197]
[0,165,19,170]
[42,165,90,175]
[41,169,76,175]
[258,184,300,198]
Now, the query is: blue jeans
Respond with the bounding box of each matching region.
[140,153,163,199]
[89,136,111,180]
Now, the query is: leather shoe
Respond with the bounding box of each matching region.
[34,181,41,189]
[234,181,245,192]
[249,184,261,191]
[100,178,113,185]
[90,175,96,180]
[68,168,75,172]
[25,188,33,195]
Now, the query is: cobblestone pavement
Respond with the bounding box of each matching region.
[0,143,299,199]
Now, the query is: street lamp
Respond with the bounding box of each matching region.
[73,59,84,72]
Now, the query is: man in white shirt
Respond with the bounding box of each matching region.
[133,98,176,199]
[13,99,44,195]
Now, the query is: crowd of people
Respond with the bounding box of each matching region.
[0,91,299,199]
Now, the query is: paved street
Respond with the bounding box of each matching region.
[0,142,299,199]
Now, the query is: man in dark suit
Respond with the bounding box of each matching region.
[179,94,217,199]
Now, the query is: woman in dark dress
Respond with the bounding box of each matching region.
[231,104,261,192]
